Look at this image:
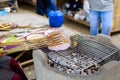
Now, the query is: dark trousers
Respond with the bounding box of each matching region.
[36,0,58,16]
[9,0,14,5]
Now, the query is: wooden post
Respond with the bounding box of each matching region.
[20,59,33,67]
[111,0,120,32]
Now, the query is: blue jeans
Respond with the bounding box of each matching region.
[89,10,113,36]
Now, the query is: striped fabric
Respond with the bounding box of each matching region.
[0,56,14,80]
[0,56,28,80]
[0,68,14,80]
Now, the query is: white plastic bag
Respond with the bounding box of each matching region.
[74,10,87,20]
[83,0,90,13]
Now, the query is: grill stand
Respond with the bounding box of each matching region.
[33,34,120,80]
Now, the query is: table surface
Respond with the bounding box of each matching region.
[0,9,81,54]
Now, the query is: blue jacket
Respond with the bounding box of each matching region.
[36,0,51,15]
[36,0,58,16]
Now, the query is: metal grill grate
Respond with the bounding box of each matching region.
[41,35,118,71]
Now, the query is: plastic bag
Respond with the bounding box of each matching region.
[83,0,90,13]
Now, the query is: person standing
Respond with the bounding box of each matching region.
[32,0,58,16]
[84,0,114,36]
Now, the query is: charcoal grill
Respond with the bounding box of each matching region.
[41,35,118,75]
[33,34,120,80]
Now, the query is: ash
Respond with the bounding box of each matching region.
[48,52,101,75]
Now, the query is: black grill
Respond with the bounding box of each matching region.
[41,35,118,71]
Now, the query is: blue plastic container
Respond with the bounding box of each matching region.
[48,11,64,28]
[0,10,7,22]
[0,10,7,16]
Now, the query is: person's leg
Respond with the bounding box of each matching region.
[101,11,113,35]
[36,0,44,16]
[89,10,100,36]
